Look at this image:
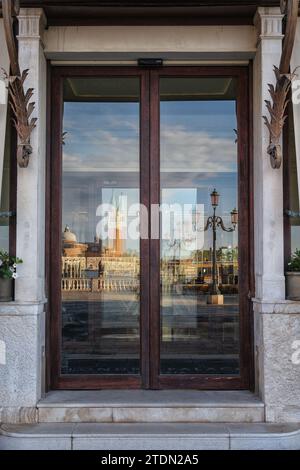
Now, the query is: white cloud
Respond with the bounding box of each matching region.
[63,124,237,173]
[161,125,237,172]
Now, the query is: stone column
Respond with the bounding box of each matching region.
[0,9,47,423]
[253,8,300,423]
[253,7,285,302]
[16,8,47,303]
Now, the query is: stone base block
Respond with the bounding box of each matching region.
[0,302,46,408]
[37,390,264,424]
[1,407,38,425]
[265,405,300,424]
[254,306,300,423]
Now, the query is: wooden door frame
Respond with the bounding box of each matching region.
[48,65,253,390]
[149,66,253,390]
[49,66,150,389]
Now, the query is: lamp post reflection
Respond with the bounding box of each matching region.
[205,189,238,304]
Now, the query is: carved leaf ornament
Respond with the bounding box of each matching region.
[1,0,37,167]
[263,0,300,169]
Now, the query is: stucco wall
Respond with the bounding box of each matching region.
[44,25,256,61]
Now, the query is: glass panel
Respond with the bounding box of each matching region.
[0,113,11,251]
[61,77,140,375]
[160,77,240,375]
[286,103,300,255]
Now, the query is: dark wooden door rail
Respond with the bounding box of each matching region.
[49,65,253,391]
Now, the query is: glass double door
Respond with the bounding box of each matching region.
[50,66,252,390]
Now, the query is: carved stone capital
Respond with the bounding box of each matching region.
[17,8,47,46]
[254,7,284,44]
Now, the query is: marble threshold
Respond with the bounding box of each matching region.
[1,422,300,450]
[36,390,265,424]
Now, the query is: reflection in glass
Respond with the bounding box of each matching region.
[61,77,140,375]
[160,77,240,375]
[0,114,11,251]
[286,103,300,254]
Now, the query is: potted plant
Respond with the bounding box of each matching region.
[286,249,300,300]
[0,250,23,302]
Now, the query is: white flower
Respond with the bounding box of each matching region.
[12,273,18,279]
[13,263,17,269]
[9,267,14,272]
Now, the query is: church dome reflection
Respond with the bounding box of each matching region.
[63,225,77,243]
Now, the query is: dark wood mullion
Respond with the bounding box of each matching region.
[48,66,146,79]
[248,61,255,302]
[45,59,52,392]
[236,67,252,390]
[283,101,292,271]
[158,376,245,390]
[149,70,161,389]
[50,67,64,389]
[140,70,151,389]
[55,375,141,390]
[248,60,255,392]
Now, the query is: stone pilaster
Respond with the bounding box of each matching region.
[15,8,47,303]
[0,9,47,417]
[253,8,300,422]
[253,7,285,302]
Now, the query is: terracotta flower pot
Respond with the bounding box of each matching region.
[0,278,13,302]
[286,272,300,301]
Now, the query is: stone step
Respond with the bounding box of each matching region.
[1,423,300,450]
[37,391,265,424]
